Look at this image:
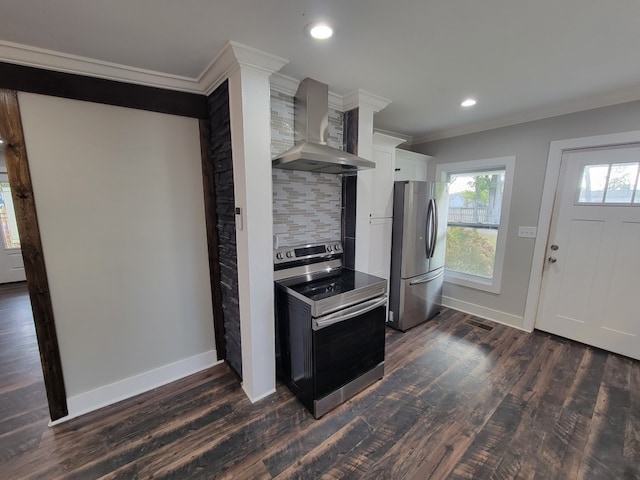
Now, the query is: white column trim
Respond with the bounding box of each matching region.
[353,97,392,273]
[199,41,288,95]
[523,130,640,331]
[224,53,283,402]
[343,89,391,113]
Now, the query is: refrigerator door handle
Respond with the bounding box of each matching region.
[409,268,444,286]
[425,199,434,258]
[430,199,439,258]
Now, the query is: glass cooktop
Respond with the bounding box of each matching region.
[283,268,386,302]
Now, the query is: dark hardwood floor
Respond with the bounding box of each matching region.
[1,282,639,479]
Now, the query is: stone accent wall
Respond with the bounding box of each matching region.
[208,80,242,378]
[342,108,359,269]
[271,89,344,248]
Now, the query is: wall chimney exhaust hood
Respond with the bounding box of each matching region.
[272,78,375,174]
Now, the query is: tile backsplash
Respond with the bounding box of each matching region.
[271,89,344,247]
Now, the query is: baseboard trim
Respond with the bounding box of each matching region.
[442,296,530,332]
[50,350,220,426]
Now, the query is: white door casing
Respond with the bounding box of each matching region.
[0,173,26,283]
[524,131,640,332]
[535,144,640,360]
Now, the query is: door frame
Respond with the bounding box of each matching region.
[522,130,640,332]
[0,89,68,420]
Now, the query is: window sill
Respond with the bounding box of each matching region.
[444,269,501,294]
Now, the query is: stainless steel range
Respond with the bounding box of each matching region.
[274,241,387,418]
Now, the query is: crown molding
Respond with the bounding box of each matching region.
[0,39,203,93]
[0,39,290,98]
[373,128,413,146]
[0,38,392,115]
[270,72,299,96]
[343,89,391,113]
[198,41,288,95]
[373,131,406,148]
[413,85,640,145]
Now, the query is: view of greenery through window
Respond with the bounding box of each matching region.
[445,169,505,278]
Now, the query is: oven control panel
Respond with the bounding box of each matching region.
[274,241,343,265]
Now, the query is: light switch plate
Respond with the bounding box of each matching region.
[518,226,537,238]
[235,207,243,230]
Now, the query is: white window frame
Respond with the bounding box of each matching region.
[436,155,515,294]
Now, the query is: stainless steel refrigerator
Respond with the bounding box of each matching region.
[388,181,449,331]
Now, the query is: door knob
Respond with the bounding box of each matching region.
[548,257,557,263]
[550,244,559,251]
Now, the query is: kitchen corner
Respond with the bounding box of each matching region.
[271,78,390,416]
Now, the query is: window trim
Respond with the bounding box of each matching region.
[436,155,516,294]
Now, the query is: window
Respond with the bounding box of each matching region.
[0,179,21,249]
[578,161,640,204]
[436,156,515,293]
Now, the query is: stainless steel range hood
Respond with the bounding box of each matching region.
[272,78,375,174]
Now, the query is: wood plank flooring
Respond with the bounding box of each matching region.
[1,282,639,479]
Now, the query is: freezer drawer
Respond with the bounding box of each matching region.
[389,267,443,331]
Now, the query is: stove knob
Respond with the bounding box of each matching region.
[276,252,283,260]
[286,251,293,258]
[334,243,342,252]
[327,245,333,252]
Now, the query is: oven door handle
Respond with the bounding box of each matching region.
[313,296,388,331]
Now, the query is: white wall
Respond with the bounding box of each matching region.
[18,93,216,417]
[414,99,640,328]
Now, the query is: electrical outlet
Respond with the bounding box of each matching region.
[518,226,537,238]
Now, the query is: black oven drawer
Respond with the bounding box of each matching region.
[313,301,386,399]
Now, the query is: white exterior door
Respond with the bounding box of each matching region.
[536,144,640,360]
[0,174,25,283]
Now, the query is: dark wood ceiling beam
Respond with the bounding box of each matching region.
[0,62,208,119]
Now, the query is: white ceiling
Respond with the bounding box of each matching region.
[2,0,640,142]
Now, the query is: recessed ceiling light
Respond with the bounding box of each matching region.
[305,22,333,40]
[461,98,477,107]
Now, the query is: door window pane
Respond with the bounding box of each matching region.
[0,182,21,249]
[604,163,639,203]
[578,162,640,204]
[578,164,608,203]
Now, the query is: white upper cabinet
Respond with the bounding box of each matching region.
[395,149,432,182]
